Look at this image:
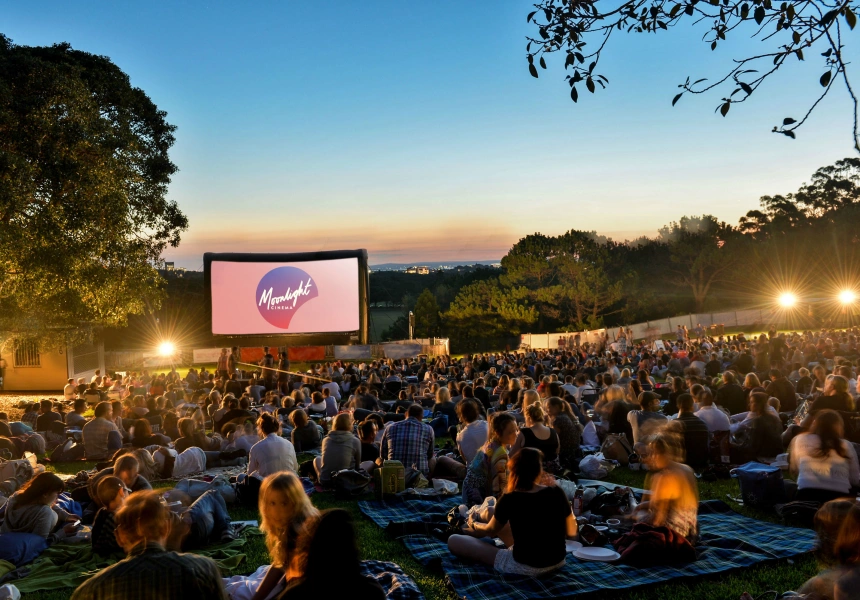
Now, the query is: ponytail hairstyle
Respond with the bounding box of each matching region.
[524,402,546,425]
[810,409,849,459]
[506,447,544,493]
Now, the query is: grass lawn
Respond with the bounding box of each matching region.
[27,460,818,600]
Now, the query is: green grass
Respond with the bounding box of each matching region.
[29,460,818,600]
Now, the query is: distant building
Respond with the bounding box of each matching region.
[164,261,175,270]
[405,266,430,275]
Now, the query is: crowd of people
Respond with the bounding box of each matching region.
[0,328,859,598]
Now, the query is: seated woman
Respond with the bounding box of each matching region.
[455,399,488,464]
[173,417,221,453]
[789,410,860,503]
[432,387,458,429]
[305,392,328,417]
[0,472,79,541]
[461,412,518,507]
[290,409,322,453]
[281,509,385,600]
[313,413,361,484]
[634,433,699,542]
[510,403,560,472]
[449,448,576,576]
[799,499,860,599]
[547,396,584,470]
[129,419,171,448]
[730,391,784,464]
[233,472,322,600]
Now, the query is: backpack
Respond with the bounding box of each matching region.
[731,461,786,507]
[331,469,371,499]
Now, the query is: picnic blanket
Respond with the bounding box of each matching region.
[4,527,263,593]
[361,497,817,599]
[224,561,424,600]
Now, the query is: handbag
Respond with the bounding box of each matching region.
[331,469,371,499]
[600,433,634,466]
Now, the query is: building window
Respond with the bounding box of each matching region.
[14,340,41,368]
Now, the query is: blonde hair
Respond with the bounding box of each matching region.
[522,389,540,410]
[603,385,626,403]
[259,472,319,570]
[436,387,451,404]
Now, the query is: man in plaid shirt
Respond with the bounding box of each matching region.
[378,404,435,475]
[72,490,227,600]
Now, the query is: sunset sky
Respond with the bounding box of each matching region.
[4,2,852,268]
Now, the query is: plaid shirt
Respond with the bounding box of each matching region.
[71,542,227,600]
[379,418,435,475]
[82,417,118,461]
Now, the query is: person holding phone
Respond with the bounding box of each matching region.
[1,473,81,542]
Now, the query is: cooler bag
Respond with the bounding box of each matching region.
[731,461,786,507]
[373,460,405,499]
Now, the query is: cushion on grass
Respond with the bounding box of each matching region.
[0,532,48,566]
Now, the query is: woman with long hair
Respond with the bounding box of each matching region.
[790,410,860,503]
[281,509,385,599]
[0,472,77,540]
[461,412,519,507]
[249,472,320,600]
[449,448,576,575]
[510,404,561,472]
[546,396,583,470]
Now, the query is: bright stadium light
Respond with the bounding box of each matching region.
[839,290,857,305]
[158,341,176,356]
[778,293,798,308]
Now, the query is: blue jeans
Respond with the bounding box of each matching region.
[185,490,231,548]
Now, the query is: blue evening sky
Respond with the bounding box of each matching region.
[3,1,853,268]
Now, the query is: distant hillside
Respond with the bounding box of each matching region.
[371,260,500,271]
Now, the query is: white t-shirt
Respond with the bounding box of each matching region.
[154,447,207,478]
[561,384,579,397]
[456,420,489,463]
[63,383,76,401]
[791,434,860,494]
[695,405,732,432]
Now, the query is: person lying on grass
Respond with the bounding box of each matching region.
[448,447,577,576]
[91,473,235,556]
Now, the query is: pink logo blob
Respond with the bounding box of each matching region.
[256,266,319,329]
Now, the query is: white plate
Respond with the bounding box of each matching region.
[565,540,583,553]
[573,547,621,562]
[592,525,608,532]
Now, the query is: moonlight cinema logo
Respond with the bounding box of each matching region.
[256,266,318,329]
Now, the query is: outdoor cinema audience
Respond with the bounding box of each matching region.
[1,329,859,600]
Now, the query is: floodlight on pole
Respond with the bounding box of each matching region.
[778,293,798,308]
[839,290,857,305]
[158,341,176,356]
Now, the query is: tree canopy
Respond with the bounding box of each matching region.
[524,0,859,151]
[0,35,187,342]
[439,157,860,351]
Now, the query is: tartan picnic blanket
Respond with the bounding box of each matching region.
[360,497,817,599]
[361,560,426,600]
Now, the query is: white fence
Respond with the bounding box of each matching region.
[520,307,783,349]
